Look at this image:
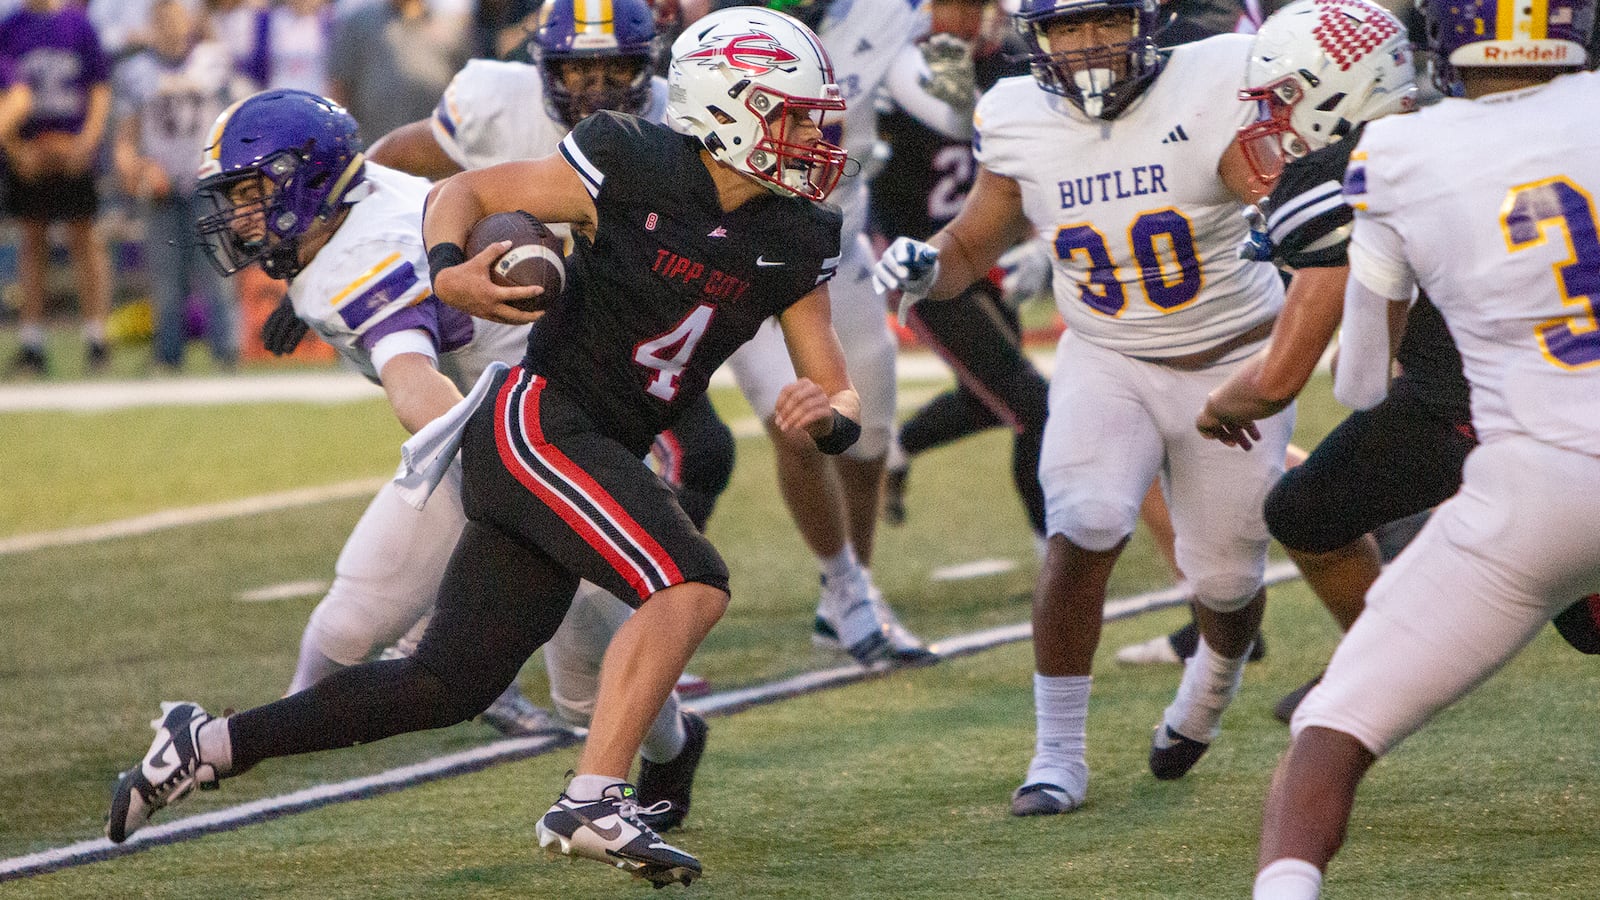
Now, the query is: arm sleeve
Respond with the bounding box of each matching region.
[882,44,971,141]
[369,327,440,376]
[1333,274,1406,410]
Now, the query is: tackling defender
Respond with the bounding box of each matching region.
[108,8,857,886]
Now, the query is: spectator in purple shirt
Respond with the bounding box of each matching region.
[0,0,114,376]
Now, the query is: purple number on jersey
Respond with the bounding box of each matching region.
[1504,179,1600,370]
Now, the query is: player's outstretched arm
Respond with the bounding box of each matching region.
[774,284,862,454]
[872,166,1030,320]
[1198,265,1351,449]
[926,166,1031,300]
[423,154,597,325]
[368,119,463,181]
[377,350,466,435]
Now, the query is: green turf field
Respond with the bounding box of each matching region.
[2,372,1596,897]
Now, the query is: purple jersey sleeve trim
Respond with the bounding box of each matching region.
[335,261,421,332]
[433,94,457,138]
[355,296,476,355]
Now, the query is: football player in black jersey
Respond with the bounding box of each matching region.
[103,8,856,888]
[1186,0,1426,717]
[1196,0,1600,718]
[869,2,1051,538]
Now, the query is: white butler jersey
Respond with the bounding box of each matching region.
[430,59,670,170]
[1344,70,1600,458]
[289,163,527,390]
[973,35,1283,359]
[816,0,928,240]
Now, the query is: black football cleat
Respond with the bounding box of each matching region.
[1149,724,1211,781]
[637,710,709,833]
[1273,673,1324,725]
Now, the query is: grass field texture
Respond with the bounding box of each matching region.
[2,370,1596,898]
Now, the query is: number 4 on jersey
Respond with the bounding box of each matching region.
[635,304,715,400]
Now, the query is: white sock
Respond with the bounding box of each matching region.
[820,545,861,586]
[18,323,44,348]
[1163,636,1246,742]
[82,320,106,343]
[196,717,234,777]
[287,634,348,695]
[1025,673,1090,801]
[885,437,908,471]
[639,704,687,764]
[566,773,626,802]
[1253,858,1323,899]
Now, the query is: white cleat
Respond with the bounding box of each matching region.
[106,701,220,843]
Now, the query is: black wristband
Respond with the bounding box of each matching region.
[813,410,862,455]
[426,242,467,288]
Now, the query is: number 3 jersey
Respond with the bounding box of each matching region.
[973,34,1283,359]
[528,111,843,457]
[1344,70,1600,457]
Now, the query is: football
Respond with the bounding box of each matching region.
[464,211,565,312]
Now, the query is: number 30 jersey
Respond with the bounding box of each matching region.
[528,111,843,457]
[973,34,1283,359]
[1345,69,1600,457]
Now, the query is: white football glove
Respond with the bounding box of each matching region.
[873,236,941,324]
[1237,204,1274,262]
[997,239,1052,305]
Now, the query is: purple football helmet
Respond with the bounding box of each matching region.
[534,0,658,127]
[1014,0,1164,120]
[1419,0,1594,95]
[194,90,365,280]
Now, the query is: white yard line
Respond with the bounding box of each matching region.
[0,562,1302,882]
[0,382,951,554]
[0,479,389,556]
[0,351,1012,413]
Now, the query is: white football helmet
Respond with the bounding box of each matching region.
[665,7,848,201]
[1237,0,1418,183]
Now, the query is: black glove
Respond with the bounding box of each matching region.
[261,296,309,356]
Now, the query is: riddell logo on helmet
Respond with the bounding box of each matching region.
[683,31,802,75]
[1479,44,1576,62]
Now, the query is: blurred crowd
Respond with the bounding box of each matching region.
[0,0,545,377]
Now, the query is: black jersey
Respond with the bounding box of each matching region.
[870,51,1025,241]
[525,112,843,457]
[1263,127,1470,420]
[870,109,972,241]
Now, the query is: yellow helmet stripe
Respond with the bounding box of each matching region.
[205,96,250,161]
[575,0,614,34]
